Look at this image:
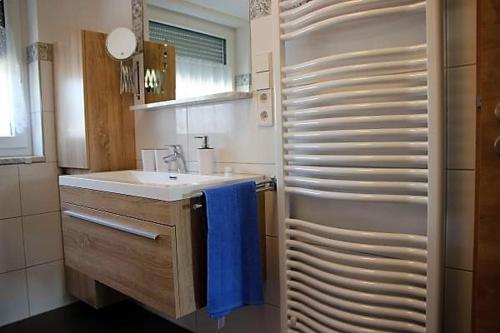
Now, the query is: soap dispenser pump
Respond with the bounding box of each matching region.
[195,136,214,175]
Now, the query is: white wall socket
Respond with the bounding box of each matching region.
[257,89,273,127]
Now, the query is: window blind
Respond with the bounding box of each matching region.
[149,21,227,64]
[0,0,6,58]
[0,0,4,28]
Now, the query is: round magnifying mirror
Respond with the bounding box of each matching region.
[106,27,137,60]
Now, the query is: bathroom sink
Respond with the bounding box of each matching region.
[59,170,265,201]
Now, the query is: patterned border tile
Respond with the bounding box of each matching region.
[250,0,271,20]
[132,0,144,52]
[235,73,252,87]
[26,42,54,63]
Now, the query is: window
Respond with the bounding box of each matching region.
[0,0,31,157]
[149,22,227,64]
[149,21,232,99]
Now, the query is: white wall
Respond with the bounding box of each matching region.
[35,0,132,43]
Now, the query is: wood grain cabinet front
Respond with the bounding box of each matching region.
[62,203,178,316]
[60,187,207,318]
[54,30,136,172]
[59,186,266,319]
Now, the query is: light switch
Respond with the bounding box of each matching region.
[255,52,271,73]
[257,89,273,127]
[255,72,270,91]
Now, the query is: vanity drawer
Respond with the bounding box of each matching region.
[60,186,176,226]
[61,203,178,316]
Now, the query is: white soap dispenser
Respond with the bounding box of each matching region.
[195,136,214,175]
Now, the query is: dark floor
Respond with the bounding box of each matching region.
[0,301,191,333]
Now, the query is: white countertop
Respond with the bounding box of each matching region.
[59,170,266,202]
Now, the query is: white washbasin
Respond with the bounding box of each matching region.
[59,170,265,201]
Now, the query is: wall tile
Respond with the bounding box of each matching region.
[0,269,29,326]
[186,100,276,165]
[42,112,57,162]
[31,112,44,157]
[28,61,41,112]
[444,268,472,333]
[446,0,477,67]
[446,170,475,271]
[447,66,476,170]
[196,304,280,333]
[26,260,73,316]
[187,161,276,177]
[250,0,271,20]
[265,237,280,307]
[40,61,54,111]
[0,165,21,219]
[26,42,54,63]
[0,218,25,274]
[134,107,188,161]
[23,212,63,267]
[19,162,60,215]
[131,0,144,52]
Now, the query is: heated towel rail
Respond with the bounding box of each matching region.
[272,0,443,332]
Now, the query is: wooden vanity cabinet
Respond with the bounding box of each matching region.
[54,30,136,172]
[60,186,207,318]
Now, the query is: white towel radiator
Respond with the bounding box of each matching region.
[271,0,444,332]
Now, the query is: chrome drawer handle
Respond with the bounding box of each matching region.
[63,210,160,240]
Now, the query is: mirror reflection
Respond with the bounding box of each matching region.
[142,0,251,103]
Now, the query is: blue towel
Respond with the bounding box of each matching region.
[203,181,264,319]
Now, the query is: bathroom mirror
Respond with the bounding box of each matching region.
[106,27,137,60]
[141,0,251,102]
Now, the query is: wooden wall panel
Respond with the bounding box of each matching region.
[54,30,136,171]
[54,32,88,169]
[473,1,500,332]
[82,30,136,172]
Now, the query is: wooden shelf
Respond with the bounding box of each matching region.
[129,91,253,111]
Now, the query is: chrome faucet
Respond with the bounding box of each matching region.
[162,145,187,173]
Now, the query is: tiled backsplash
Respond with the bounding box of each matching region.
[0,41,71,326]
[27,41,57,161]
[135,94,276,176]
[0,163,72,326]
